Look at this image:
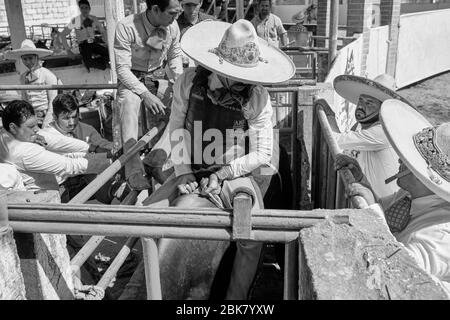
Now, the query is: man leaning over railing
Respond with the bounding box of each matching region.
[334,99,450,297]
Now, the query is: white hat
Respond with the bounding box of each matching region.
[333,74,410,105]
[380,99,450,202]
[5,39,53,60]
[180,19,295,85]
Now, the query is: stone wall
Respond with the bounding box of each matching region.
[298,207,449,300]
[0,0,79,33]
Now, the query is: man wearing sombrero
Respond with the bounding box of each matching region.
[6,39,60,128]
[336,100,450,296]
[327,74,412,199]
[119,19,295,300]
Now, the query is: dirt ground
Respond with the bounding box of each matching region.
[398,71,450,125]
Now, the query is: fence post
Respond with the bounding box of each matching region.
[142,238,162,300]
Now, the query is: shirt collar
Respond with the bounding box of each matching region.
[208,73,224,91]
[256,13,271,23]
[410,194,448,218]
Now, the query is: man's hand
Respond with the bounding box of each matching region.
[141,91,166,115]
[334,153,364,182]
[347,182,376,205]
[177,173,197,195]
[200,173,222,196]
[32,134,48,147]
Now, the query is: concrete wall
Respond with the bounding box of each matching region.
[395,8,450,88]
[0,0,79,32]
[365,25,389,78]
[323,36,363,132]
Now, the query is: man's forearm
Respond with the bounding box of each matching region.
[116,65,148,96]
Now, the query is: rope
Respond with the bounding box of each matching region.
[74,285,105,300]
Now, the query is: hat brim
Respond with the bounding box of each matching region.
[380,99,450,202]
[334,75,410,105]
[180,21,296,85]
[5,48,53,60]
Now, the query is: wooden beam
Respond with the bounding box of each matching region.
[104,0,124,83]
[142,238,162,300]
[328,0,339,66]
[236,0,245,20]
[232,192,253,240]
[4,0,27,49]
[0,191,9,236]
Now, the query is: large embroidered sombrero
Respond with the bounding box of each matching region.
[6,39,53,60]
[180,19,296,85]
[380,99,450,202]
[334,74,411,105]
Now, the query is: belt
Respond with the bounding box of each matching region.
[132,68,166,82]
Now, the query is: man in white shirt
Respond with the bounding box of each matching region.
[336,99,450,297]
[0,100,110,192]
[60,0,109,71]
[119,19,295,300]
[327,74,413,199]
[251,0,288,47]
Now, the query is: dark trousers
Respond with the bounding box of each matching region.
[78,42,109,71]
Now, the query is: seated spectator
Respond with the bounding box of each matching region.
[335,99,450,297]
[5,40,61,128]
[40,94,122,203]
[251,0,288,47]
[50,27,67,56]
[42,93,113,153]
[325,74,413,199]
[0,100,110,192]
[0,162,25,191]
[60,0,109,71]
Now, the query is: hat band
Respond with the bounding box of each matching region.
[209,41,267,68]
[413,126,450,183]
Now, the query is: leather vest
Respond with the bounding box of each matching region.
[184,66,252,178]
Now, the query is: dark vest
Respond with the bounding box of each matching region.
[184,66,252,179]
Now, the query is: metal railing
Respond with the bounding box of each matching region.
[312,98,369,210]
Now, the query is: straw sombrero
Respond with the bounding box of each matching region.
[5,39,52,60]
[334,74,411,105]
[180,19,295,85]
[380,99,450,202]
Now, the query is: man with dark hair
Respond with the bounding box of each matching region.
[251,0,288,47]
[177,0,215,38]
[42,93,113,153]
[114,0,183,190]
[60,0,109,71]
[40,93,121,203]
[0,100,110,192]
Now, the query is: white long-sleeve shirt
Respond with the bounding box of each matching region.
[39,127,89,154]
[0,129,109,191]
[0,163,25,191]
[169,68,274,179]
[371,193,450,297]
[334,122,399,198]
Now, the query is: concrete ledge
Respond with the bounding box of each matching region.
[299,207,448,300]
[0,227,26,300]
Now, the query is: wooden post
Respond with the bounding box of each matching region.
[0,191,8,235]
[232,192,253,240]
[236,0,245,20]
[328,0,339,66]
[283,241,298,300]
[104,0,125,152]
[133,0,139,14]
[142,238,162,300]
[4,0,27,49]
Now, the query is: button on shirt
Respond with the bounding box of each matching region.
[20,67,59,112]
[334,122,399,199]
[170,68,273,178]
[251,13,287,47]
[114,12,183,97]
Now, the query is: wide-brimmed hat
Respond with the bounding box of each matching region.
[5,39,52,60]
[180,19,296,85]
[334,74,410,105]
[0,91,22,103]
[380,99,450,202]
